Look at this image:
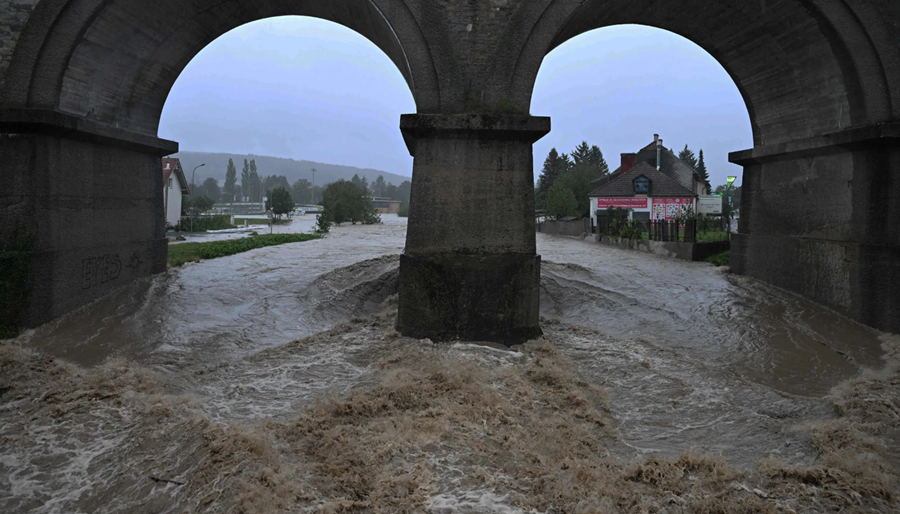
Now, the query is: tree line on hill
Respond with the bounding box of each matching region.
[184,158,412,214]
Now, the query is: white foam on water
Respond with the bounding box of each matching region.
[428,490,538,514]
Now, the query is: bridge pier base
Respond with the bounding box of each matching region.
[396,114,550,344]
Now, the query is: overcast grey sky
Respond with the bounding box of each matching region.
[159,17,751,189]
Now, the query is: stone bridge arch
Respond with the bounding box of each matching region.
[1,0,456,129]
[490,0,896,146]
[0,0,456,329]
[2,0,899,338]
[465,0,899,334]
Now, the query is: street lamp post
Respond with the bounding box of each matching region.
[189,163,205,233]
[310,168,316,205]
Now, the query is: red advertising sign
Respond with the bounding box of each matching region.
[651,197,694,220]
[596,198,649,209]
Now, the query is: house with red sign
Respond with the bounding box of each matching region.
[589,161,696,227]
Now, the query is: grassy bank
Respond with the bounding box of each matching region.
[168,233,321,268]
[706,250,730,266]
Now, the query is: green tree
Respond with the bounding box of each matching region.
[249,160,261,203]
[546,182,579,220]
[571,141,591,166]
[557,162,604,217]
[223,159,237,202]
[292,178,312,204]
[200,177,220,202]
[537,148,567,208]
[265,186,294,218]
[559,152,573,172]
[241,159,251,200]
[187,195,215,214]
[395,180,412,203]
[360,176,369,195]
[715,184,741,210]
[587,145,609,177]
[373,175,387,197]
[311,185,323,204]
[384,182,398,200]
[697,149,710,183]
[350,174,363,190]
[322,180,380,225]
[678,144,698,169]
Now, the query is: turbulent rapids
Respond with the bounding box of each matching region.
[1,216,898,513]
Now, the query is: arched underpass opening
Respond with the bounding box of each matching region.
[525,24,889,397]
[158,16,415,230]
[513,3,899,335]
[3,2,428,329]
[531,24,752,225]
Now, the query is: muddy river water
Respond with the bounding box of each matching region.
[2,215,898,513]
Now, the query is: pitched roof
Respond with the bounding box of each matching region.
[589,162,695,198]
[162,157,190,195]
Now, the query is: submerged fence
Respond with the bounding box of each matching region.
[649,220,696,243]
[596,217,699,243]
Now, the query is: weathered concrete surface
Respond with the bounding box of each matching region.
[731,126,900,333]
[397,114,549,342]
[1,110,174,327]
[0,0,38,92]
[2,0,900,337]
[397,252,541,344]
[537,219,588,238]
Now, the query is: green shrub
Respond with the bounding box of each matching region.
[398,201,409,218]
[618,219,645,241]
[315,212,332,233]
[167,233,321,268]
[177,214,235,232]
[706,250,730,266]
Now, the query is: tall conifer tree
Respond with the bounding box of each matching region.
[678,144,698,169]
[241,159,251,201]
[224,158,237,202]
[697,149,710,183]
[571,141,591,166]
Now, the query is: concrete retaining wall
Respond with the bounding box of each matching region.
[537,219,588,237]
[597,235,729,262]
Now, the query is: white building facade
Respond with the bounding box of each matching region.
[162,157,190,228]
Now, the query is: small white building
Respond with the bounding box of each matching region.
[162,157,190,228]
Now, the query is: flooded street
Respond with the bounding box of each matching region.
[2,217,897,513]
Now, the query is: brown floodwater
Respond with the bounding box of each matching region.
[1,216,896,513]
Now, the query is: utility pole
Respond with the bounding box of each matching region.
[310,168,316,204]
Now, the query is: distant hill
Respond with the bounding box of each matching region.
[173,151,411,188]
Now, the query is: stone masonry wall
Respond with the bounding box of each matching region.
[0,0,39,92]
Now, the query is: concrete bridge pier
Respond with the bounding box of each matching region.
[730,126,900,334]
[0,109,175,328]
[396,114,550,344]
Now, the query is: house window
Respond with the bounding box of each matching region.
[634,176,650,194]
[168,178,173,188]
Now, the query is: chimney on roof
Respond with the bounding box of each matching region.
[620,153,637,174]
[656,135,662,171]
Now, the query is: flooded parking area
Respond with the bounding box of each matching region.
[2,219,897,513]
